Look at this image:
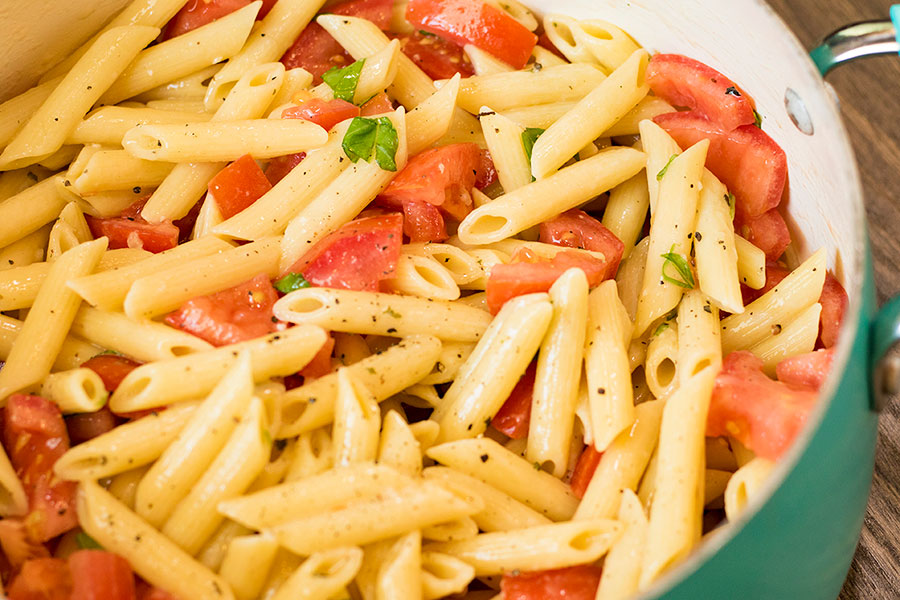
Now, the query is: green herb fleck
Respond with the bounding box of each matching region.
[418,30,436,37]
[383,307,402,319]
[261,429,273,446]
[76,532,103,550]
[342,117,399,171]
[274,272,311,294]
[367,367,376,374]
[653,321,670,336]
[532,461,542,471]
[660,244,695,289]
[724,192,736,220]
[322,59,365,103]
[521,127,545,162]
[753,110,762,128]
[656,153,679,181]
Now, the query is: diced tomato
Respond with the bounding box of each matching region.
[360,92,395,116]
[299,334,336,381]
[66,408,117,445]
[475,149,498,190]
[0,520,49,573]
[68,550,136,600]
[165,274,282,347]
[818,272,848,349]
[86,200,179,254]
[280,0,393,82]
[2,396,77,542]
[734,208,791,262]
[287,214,404,291]
[486,249,609,314]
[406,0,538,69]
[266,152,307,185]
[776,348,835,392]
[490,362,536,439]
[283,98,360,132]
[646,54,756,132]
[742,261,789,306]
[380,143,481,220]
[501,565,603,600]
[707,351,818,461]
[82,355,142,393]
[163,0,251,39]
[401,200,448,243]
[392,31,475,80]
[7,558,72,600]
[654,111,787,220]
[539,209,625,278]
[135,582,179,600]
[258,0,277,19]
[207,154,272,220]
[537,32,566,60]
[569,445,603,499]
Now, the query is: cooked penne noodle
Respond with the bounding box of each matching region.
[271,547,363,600]
[677,289,723,384]
[381,253,461,301]
[421,552,476,600]
[543,14,641,71]
[406,74,462,156]
[0,443,29,516]
[736,235,767,290]
[0,314,100,372]
[465,45,515,76]
[69,149,174,194]
[604,97,676,137]
[333,369,381,466]
[219,533,279,600]
[695,171,744,314]
[479,108,532,192]
[422,517,479,543]
[603,171,650,259]
[106,466,150,510]
[0,77,60,150]
[133,64,221,103]
[0,175,76,249]
[616,236,649,321]
[39,368,108,414]
[69,106,214,146]
[748,302,822,374]
[0,224,48,271]
[639,119,683,220]
[724,457,776,521]
[376,531,422,600]
[378,410,424,476]
[595,489,648,600]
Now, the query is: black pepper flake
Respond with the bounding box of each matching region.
[597,387,606,395]
[725,86,741,97]
[479,454,489,462]
[771,323,782,335]
[695,231,702,241]
[703,303,712,313]
[133,186,142,194]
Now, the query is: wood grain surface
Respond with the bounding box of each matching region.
[765,1,900,598]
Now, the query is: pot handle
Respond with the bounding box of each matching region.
[872,298,900,411]
[810,5,900,75]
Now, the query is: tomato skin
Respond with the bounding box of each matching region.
[501,565,604,600]
[282,98,360,132]
[299,334,336,381]
[68,550,136,600]
[380,143,481,221]
[208,154,272,220]
[392,31,475,80]
[647,54,756,132]
[287,214,404,291]
[7,558,73,600]
[490,362,536,439]
[280,0,393,82]
[742,261,789,306]
[163,0,251,39]
[81,355,142,394]
[475,149,498,190]
[539,209,624,280]
[569,445,603,499]
[818,272,848,349]
[86,213,179,254]
[776,348,835,392]
[360,92,395,116]
[654,111,787,220]
[2,396,78,542]
[266,152,307,185]
[66,408,117,445]
[135,582,179,600]
[734,208,791,262]
[707,351,818,461]
[406,0,538,69]
[401,199,448,243]
[165,273,282,347]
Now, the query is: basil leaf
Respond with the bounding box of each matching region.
[341,117,399,172]
[76,532,103,550]
[660,244,695,289]
[521,127,545,162]
[724,192,736,220]
[653,321,670,336]
[656,153,679,181]
[753,109,763,128]
[274,272,311,294]
[322,59,366,103]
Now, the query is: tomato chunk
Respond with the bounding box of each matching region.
[66,408,117,445]
[208,154,272,220]
[266,152,307,185]
[86,204,179,254]
[2,395,77,542]
[501,565,604,600]
[707,351,818,461]
[647,54,756,132]
[393,31,475,80]
[654,111,787,220]
[69,550,136,600]
[0,519,50,573]
[299,334,336,381]
[475,149,498,190]
[136,582,179,600]
[486,249,610,314]
[7,558,72,600]
[163,0,252,39]
[280,0,393,82]
[165,274,282,347]
[569,444,603,500]
[539,209,625,278]
[776,348,835,392]
[286,214,404,291]
[818,272,848,349]
[283,98,360,132]
[360,92,395,116]
[380,143,481,220]
[406,0,537,69]
[734,208,791,262]
[490,362,536,439]
[401,199,448,243]
[81,355,142,393]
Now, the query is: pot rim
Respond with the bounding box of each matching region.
[628,0,868,596]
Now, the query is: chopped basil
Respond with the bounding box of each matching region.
[656,153,679,181]
[383,307,402,319]
[261,428,273,446]
[724,192,736,220]
[322,59,365,103]
[753,109,763,128]
[274,272,311,294]
[532,461,542,471]
[653,321,670,336]
[725,86,741,97]
[342,117,399,171]
[76,532,103,550]
[418,30,437,37]
[521,127,545,162]
[660,244,695,289]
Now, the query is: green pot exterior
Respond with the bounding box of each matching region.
[650,248,879,599]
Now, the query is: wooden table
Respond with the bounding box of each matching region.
[766,1,900,597]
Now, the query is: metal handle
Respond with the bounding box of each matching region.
[810,5,900,75]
